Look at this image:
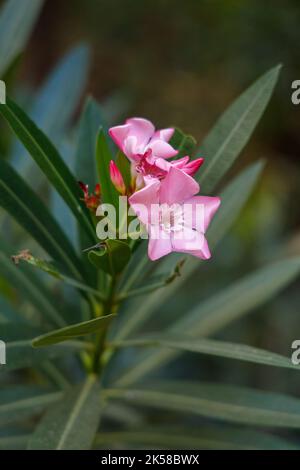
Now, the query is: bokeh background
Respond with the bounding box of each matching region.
[2,0,300,407]
[18,0,300,232]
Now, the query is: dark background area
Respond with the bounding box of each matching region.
[18,0,300,235]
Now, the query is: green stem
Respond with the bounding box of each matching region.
[92,274,118,373]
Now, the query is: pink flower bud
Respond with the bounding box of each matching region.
[109,161,126,195]
[183,157,204,176]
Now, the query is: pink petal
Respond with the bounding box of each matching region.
[160,166,199,205]
[190,237,211,260]
[126,117,155,147]
[123,135,138,159]
[171,227,205,253]
[172,156,190,169]
[151,128,174,142]
[148,139,178,159]
[148,228,172,260]
[108,124,131,152]
[185,196,221,232]
[129,180,160,225]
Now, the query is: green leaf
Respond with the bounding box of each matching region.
[0,0,44,76]
[75,97,105,287]
[96,128,119,206]
[169,128,197,160]
[0,296,23,323]
[117,259,185,301]
[114,258,300,385]
[0,435,30,450]
[112,161,264,342]
[1,322,90,370]
[5,338,88,372]
[207,160,265,247]
[13,253,105,302]
[0,98,95,242]
[115,257,300,387]
[0,158,83,278]
[112,335,297,371]
[197,65,281,193]
[175,257,300,337]
[105,381,300,429]
[75,96,105,189]
[12,45,90,173]
[95,426,299,450]
[0,388,62,426]
[0,238,66,327]
[88,239,131,276]
[29,375,102,450]
[32,314,116,347]
[117,241,151,293]
[116,151,131,188]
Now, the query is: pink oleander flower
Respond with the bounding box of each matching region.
[129,166,220,261]
[109,117,178,182]
[109,117,204,184]
[155,155,204,178]
[109,161,126,195]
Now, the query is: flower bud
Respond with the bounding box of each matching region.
[109,160,126,195]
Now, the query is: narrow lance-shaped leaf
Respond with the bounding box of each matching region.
[12,252,105,302]
[0,435,30,450]
[197,65,281,193]
[32,314,116,347]
[0,158,83,278]
[29,375,102,450]
[0,238,66,327]
[111,334,298,371]
[75,97,106,189]
[105,381,300,429]
[11,44,90,174]
[96,128,119,207]
[0,387,62,426]
[95,426,299,450]
[0,98,95,242]
[114,256,300,387]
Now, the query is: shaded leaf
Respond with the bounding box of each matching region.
[112,335,297,371]
[29,375,102,450]
[96,128,119,206]
[0,98,95,241]
[88,239,131,276]
[115,257,300,387]
[198,65,281,193]
[0,387,62,426]
[32,314,116,347]
[0,238,66,327]
[105,381,300,428]
[95,426,299,450]
[0,158,83,278]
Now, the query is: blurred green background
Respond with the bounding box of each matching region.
[2,0,300,399]
[17,0,300,234]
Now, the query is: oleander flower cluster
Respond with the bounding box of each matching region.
[108,118,221,261]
